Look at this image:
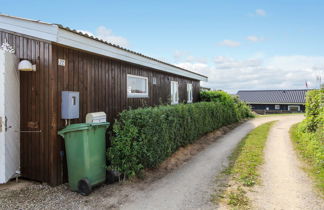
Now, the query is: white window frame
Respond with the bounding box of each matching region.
[275,104,280,110]
[127,74,149,98]
[187,83,193,103]
[288,105,300,112]
[171,81,179,104]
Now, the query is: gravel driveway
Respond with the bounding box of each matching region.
[119,116,291,210]
[250,115,324,210]
[1,115,311,210]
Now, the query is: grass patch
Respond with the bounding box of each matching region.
[212,121,277,208]
[290,123,324,196]
[227,186,249,207]
[229,121,276,186]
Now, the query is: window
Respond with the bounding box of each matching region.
[127,74,148,98]
[288,105,300,112]
[275,104,280,110]
[187,83,193,103]
[171,81,179,104]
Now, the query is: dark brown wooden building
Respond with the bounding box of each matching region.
[0,15,207,186]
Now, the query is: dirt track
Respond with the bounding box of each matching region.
[119,116,293,210]
[250,115,324,210]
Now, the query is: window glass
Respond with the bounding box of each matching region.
[171,81,179,104]
[288,105,300,112]
[187,84,193,103]
[275,104,280,110]
[127,75,148,97]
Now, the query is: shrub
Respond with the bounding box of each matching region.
[108,100,253,177]
[304,89,324,132]
[290,89,324,194]
[200,90,254,120]
[200,90,234,103]
[291,122,324,193]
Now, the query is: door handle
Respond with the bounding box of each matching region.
[5,116,8,132]
[20,130,42,133]
[0,116,2,132]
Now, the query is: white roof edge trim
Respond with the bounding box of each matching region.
[0,15,207,82]
[0,15,58,42]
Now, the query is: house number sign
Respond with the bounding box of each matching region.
[58,59,65,66]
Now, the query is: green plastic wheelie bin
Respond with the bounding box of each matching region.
[58,122,109,195]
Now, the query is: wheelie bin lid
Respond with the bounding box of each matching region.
[58,122,109,136]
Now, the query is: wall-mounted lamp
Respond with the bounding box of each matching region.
[18,60,36,72]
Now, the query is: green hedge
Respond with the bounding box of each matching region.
[304,89,324,132]
[200,90,254,120]
[108,95,253,177]
[291,122,324,192]
[291,89,324,193]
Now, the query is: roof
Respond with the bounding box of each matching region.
[236,89,310,104]
[0,14,207,81]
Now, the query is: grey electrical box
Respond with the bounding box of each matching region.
[61,91,79,119]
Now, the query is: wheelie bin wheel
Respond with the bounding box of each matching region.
[78,178,92,196]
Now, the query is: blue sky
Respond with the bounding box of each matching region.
[1,0,323,92]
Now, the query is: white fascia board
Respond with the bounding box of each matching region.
[57,29,207,81]
[0,15,58,42]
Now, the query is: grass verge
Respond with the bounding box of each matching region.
[212,121,277,209]
[290,123,324,196]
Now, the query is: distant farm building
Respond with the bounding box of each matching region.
[236,89,309,114]
[200,87,211,91]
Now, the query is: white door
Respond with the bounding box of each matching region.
[0,49,20,184]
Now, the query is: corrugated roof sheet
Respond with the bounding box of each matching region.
[236,89,310,104]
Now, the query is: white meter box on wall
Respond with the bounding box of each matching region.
[61,91,79,119]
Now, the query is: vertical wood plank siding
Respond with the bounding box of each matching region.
[52,44,200,124]
[0,30,200,186]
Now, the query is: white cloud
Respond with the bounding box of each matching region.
[176,62,210,75]
[173,50,208,63]
[173,50,187,61]
[247,35,264,42]
[255,9,266,16]
[267,56,324,71]
[218,40,241,47]
[78,26,129,47]
[214,56,262,69]
[96,26,129,47]
[175,55,324,93]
